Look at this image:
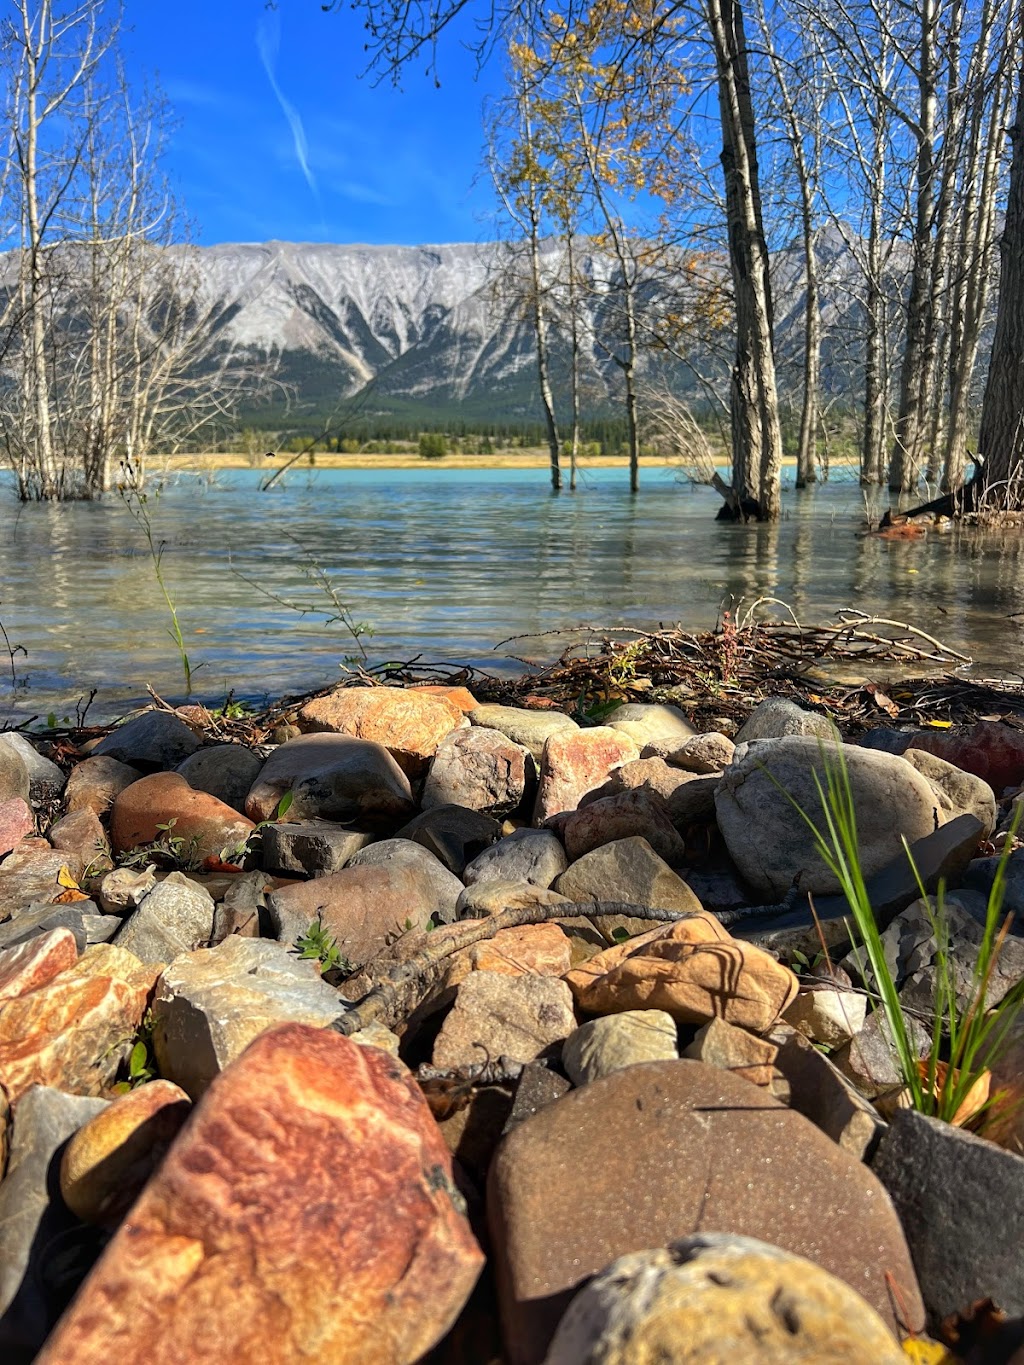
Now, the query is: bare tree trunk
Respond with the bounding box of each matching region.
[976,65,1024,511]
[565,230,581,492]
[707,0,784,520]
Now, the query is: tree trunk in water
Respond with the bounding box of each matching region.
[796,219,820,488]
[707,0,784,521]
[976,68,1024,511]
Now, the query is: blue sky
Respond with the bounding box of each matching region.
[122,0,505,246]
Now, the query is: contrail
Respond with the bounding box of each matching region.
[256,11,318,199]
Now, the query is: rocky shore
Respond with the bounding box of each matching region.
[1,683,1023,1362]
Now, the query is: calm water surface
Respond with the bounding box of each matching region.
[2,465,1023,723]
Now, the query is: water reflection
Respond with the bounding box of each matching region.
[1,466,1022,722]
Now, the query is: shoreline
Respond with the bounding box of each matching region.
[152,451,806,473]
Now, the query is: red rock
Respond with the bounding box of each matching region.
[561,788,686,863]
[488,1060,923,1363]
[442,922,572,988]
[48,807,111,871]
[0,797,33,856]
[0,927,79,1005]
[533,728,639,824]
[905,721,1024,793]
[64,754,141,815]
[411,684,479,712]
[299,685,464,775]
[110,772,254,861]
[37,1024,484,1365]
[0,971,151,1100]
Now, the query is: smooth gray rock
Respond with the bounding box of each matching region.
[0,739,29,806]
[735,698,836,744]
[0,734,64,804]
[422,725,532,816]
[95,864,158,915]
[964,848,1024,920]
[259,820,374,877]
[346,838,464,922]
[716,736,942,899]
[176,744,263,814]
[244,732,414,826]
[0,1086,108,1357]
[554,837,702,940]
[0,902,119,952]
[94,710,202,769]
[605,702,696,749]
[468,705,578,762]
[563,1010,678,1085]
[113,871,215,964]
[394,804,502,875]
[873,1106,1024,1323]
[463,828,568,890]
[662,731,736,773]
[901,748,997,836]
[152,935,345,1098]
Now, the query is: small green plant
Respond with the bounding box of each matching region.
[294,915,352,975]
[117,459,198,694]
[114,1011,157,1093]
[118,818,202,872]
[777,736,1024,1126]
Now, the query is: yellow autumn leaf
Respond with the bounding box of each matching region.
[57,865,81,889]
[901,1339,955,1363]
[924,720,953,728]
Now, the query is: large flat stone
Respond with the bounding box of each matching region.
[488,1059,923,1363]
[94,711,202,769]
[298,685,464,776]
[36,1024,484,1364]
[245,732,414,826]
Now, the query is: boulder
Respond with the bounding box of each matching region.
[409,683,478,712]
[715,736,942,899]
[682,1016,779,1087]
[46,807,110,873]
[455,878,572,920]
[735,698,836,744]
[534,728,639,824]
[394,804,502,876]
[772,1030,887,1161]
[561,789,686,865]
[432,969,576,1069]
[346,838,464,923]
[175,744,263,814]
[151,936,344,1098]
[113,872,216,965]
[562,1009,678,1085]
[662,731,736,773]
[783,982,868,1049]
[0,797,33,857]
[0,967,153,1101]
[266,863,437,966]
[0,927,79,1006]
[94,710,202,769]
[39,1028,485,1365]
[874,1106,1024,1323]
[64,755,140,817]
[891,719,1024,792]
[298,685,464,775]
[0,1087,108,1357]
[831,1009,932,1099]
[605,702,696,749]
[488,1059,923,1363]
[0,733,64,804]
[110,772,255,862]
[0,901,120,954]
[0,843,73,921]
[582,759,718,825]
[468,704,578,762]
[901,748,997,835]
[564,915,798,1033]
[554,836,702,941]
[964,847,1024,920]
[422,725,532,815]
[95,864,157,915]
[0,741,29,808]
[463,828,568,889]
[259,820,373,877]
[441,921,572,990]
[544,1234,906,1365]
[244,732,414,826]
[60,1080,192,1226]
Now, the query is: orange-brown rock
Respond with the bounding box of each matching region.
[299,685,464,775]
[0,796,33,857]
[0,971,151,1100]
[62,942,161,996]
[60,1079,192,1226]
[0,927,79,1006]
[564,914,798,1033]
[37,1024,484,1365]
[64,754,141,816]
[110,771,254,861]
[442,921,572,989]
[534,728,639,823]
[47,806,111,871]
[411,684,479,713]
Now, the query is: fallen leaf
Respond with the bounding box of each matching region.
[52,887,91,904]
[56,866,81,889]
[924,719,953,728]
[901,1340,954,1363]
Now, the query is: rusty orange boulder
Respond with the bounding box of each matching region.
[36,1023,484,1365]
[110,771,255,862]
[298,685,465,775]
